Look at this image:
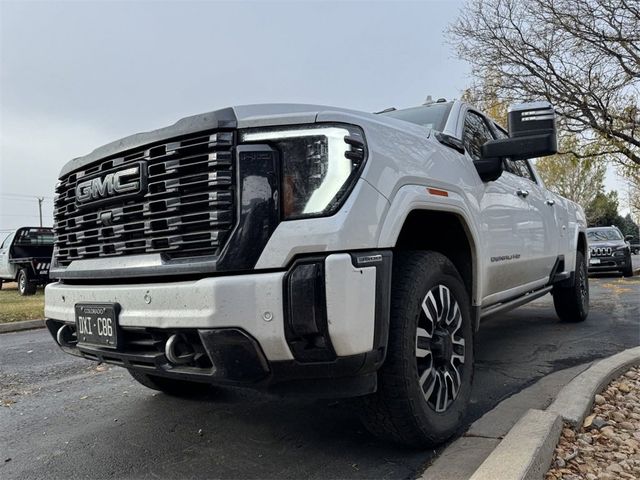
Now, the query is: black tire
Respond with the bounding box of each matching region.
[553,251,589,322]
[0,280,3,290]
[622,256,634,277]
[18,268,36,296]
[128,369,212,397]
[358,251,474,447]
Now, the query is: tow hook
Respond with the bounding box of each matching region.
[165,333,196,365]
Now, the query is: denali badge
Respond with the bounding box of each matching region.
[75,162,145,206]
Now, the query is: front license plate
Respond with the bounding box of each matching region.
[75,303,120,348]
[590,258,601,265]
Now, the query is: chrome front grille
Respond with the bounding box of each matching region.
[590,247,612,257]
[53,131,236,267]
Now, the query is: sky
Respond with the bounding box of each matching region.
[0,0,628,234]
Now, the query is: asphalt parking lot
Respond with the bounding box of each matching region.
[1,272,639,480]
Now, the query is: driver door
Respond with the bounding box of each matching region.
[462,110,535,302]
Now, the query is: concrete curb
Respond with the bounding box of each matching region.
[468,346,640,480]
[0,319,45,334]
[547,346,640,427]
[469,409,562,480]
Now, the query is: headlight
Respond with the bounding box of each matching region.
[614,246,628,256]
[241,124,366,219]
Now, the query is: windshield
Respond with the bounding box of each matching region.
[587,228,623,241]
[14,228,54,246]
[383,103,452,131]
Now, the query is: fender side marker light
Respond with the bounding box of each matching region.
[427,187,449,197]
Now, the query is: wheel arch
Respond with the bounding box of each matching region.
[577,230,587,257]
[377,185,483,329]
[393,209,478,305]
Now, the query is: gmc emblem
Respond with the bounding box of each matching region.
[75,162,146,206]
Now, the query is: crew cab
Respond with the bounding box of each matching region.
[0,227,53,295]
[45,99,588,447]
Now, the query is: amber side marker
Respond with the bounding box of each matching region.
[427,187,449,197]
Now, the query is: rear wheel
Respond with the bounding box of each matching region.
[18,269,36,296]
[128,369,213,397]
[358,251,474,447]
[553,251,589,322]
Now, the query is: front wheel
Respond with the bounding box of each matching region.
[622,257,634,277]
[18,269,37,296]
[553,251,589,322]
[358,251,474,447]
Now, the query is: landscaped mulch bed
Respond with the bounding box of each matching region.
[545,366,640,480]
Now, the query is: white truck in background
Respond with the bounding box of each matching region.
[44,99,588,447]
[0,226,53,295]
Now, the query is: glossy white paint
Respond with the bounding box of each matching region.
[254,179,390,269]
[47,100,587,359]
[0,231,18,280]
[324,254,377,356]
[305,100,585,307]
[45,253,380,360]
[46,272,294,361]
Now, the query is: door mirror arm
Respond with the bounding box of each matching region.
[435,132,465,154]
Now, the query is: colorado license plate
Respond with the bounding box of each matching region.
[75,303,120,348]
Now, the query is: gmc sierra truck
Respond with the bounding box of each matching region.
[45,100,589,447]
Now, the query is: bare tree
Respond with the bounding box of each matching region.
[449,0,640,166]
[535,135,607,207]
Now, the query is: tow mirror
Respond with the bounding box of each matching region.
[477,102,558,182]
[473,157,504,182]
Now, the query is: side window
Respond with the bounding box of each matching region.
[0,233,13,250]
[462,111,495,161]
[510,160,536,182]
[493,124,537,183]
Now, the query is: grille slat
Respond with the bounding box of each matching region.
[53,131,236,266]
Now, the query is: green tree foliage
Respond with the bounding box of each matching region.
[617,213,640,242]
[535,135,606,208]
[585,191,620,226]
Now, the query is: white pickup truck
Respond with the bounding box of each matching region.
[45,99,588,447]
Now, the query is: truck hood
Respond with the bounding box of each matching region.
[59,103,375,177]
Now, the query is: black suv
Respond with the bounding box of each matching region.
[587,226,634,277]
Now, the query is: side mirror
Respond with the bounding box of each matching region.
[473,157,504,182]
[625,235,634,241]
[478,102,558,180]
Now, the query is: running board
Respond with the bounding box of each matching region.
[480,286,553,320]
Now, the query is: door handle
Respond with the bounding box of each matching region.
[516,189,529,198]
[546,199,555,206]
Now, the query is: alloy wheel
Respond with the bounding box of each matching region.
[416,284,466,413]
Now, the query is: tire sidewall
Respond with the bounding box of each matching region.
[18,270,27,295]
[398,256,474,440]
[575,251,589,318]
